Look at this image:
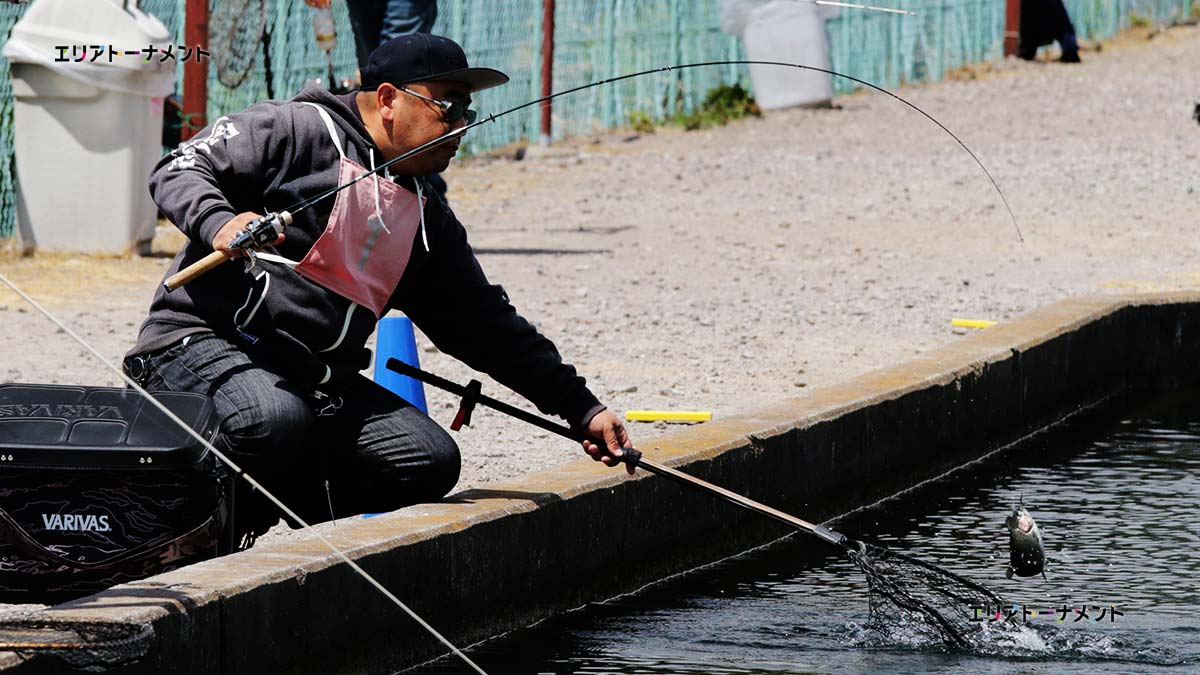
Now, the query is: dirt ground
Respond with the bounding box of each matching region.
[3,25,1199,503]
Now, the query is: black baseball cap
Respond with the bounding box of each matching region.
[360,34,509,93]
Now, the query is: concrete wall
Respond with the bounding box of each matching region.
[5,293,1200,674]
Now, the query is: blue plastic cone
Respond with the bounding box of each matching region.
[373,316,428,413]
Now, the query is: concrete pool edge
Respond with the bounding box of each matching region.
[5,291,1200,674]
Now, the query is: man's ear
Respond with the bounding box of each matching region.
[376,84,399,123]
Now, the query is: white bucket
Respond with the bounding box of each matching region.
[4,0,175,254]
[742,0,835,110]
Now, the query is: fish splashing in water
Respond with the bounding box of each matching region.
[1004,502,1046,580]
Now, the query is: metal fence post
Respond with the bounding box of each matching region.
[1003,0,1020,57]
[540,0,555,145]
[183,0,208,140]
[668,0,679,113]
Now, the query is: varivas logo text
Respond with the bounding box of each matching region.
[41,513,112,533]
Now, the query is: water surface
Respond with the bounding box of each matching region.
[417,389,1200,674]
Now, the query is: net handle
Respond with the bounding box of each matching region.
[383,358,854,550]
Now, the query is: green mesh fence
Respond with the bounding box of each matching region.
[432,1,543,152]
[547,0,744,141]
[828,0,1007,92]
[434,1,743,150]
[1,0,1196,240]
[0,2,29,241]
[1065,0,1195,38]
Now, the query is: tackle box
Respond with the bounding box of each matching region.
[0,384,229,603]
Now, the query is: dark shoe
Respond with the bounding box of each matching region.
[230,484,282,550]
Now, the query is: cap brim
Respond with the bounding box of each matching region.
[422,66,510,93]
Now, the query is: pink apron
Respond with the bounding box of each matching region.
[287,102,428,318]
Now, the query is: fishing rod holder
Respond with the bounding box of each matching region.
[450,379,482,431]
[383,358,642,467]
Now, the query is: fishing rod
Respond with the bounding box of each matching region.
[0,272,491,675]
[383,358,1005,646]
[164,59,1022,292]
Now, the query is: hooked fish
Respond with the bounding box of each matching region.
[1005,503,1046,580]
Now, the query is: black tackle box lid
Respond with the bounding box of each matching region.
[0,384,219,470]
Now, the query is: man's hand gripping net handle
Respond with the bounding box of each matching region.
[162,211,294,292]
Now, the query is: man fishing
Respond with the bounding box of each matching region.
[123,34,632,539]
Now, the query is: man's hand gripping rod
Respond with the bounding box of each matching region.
[163,210,293,292]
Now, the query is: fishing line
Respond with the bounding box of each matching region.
[807,0,915,14]
[283,60,1022,242]
[0,271,490,675]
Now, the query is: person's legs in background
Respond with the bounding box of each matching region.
[1017,0,1080,63]
[1047,0,1080,63]
[346,0,438,69]
[379,0,438,42]
[345,0,388,69]
[1057,31,1080,63]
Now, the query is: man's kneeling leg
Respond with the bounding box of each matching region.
[134,334,319,537]
[317,376,461,519]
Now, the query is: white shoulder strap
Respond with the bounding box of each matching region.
[254,251,299,267]
[299,101,346,160]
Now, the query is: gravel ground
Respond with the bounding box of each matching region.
[2,25,1199,507]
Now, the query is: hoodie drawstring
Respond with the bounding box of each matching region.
[369,149,392,235]
[414,178,429,253]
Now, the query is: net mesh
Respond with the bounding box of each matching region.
[0,0,1195,238]
[209,0,266,89]
[0,613,153,670]
[849,540,1009,647]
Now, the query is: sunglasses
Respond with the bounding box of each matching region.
[398,86,477,125]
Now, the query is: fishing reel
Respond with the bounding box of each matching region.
[229,210,294,253]
[230,210,293,273]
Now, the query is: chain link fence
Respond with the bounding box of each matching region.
[1,0,1195,240]
[828,0,1006,92]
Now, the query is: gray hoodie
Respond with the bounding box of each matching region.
[130,85,603,428]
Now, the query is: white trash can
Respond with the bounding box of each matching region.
[740,0,836,110]
[3,0,175,254]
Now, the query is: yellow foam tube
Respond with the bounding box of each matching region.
[625,410,713,423]
[951,318,996,329]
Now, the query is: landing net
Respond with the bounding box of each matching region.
[848,541,1008,647]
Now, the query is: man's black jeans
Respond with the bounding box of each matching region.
[126,332,460,529]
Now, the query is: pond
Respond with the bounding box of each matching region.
[416,389,1200,674]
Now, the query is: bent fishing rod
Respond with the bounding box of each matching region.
[164,59,1022,292]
